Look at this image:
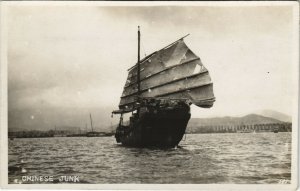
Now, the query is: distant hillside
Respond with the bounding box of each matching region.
[255,110,292,122]
[187,114,284,128]
[55,125,81,132]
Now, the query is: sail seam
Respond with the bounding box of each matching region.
[121,71,209,98]
[125,57,200,88]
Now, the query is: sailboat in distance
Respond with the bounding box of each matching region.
[112,27,215,147]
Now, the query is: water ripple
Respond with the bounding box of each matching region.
[8,133,291,184]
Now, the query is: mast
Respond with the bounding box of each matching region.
[137,26,141,115]
[90,113,94,132]
[137,26,141,96]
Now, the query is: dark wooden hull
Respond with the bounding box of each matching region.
[115,103,191,147]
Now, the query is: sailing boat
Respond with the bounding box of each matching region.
[112,27,215,147]
[86,113,105,137]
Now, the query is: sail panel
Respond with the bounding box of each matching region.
[160,84,215,108]
[119,83,214,110]
[125,40,198,87]
[122,59,206,97]
[122,70,211,99]
[119,73,213,108]
[143,73,212,97]
[128,40,182,77]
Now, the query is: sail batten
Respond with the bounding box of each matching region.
[118,38,215,110]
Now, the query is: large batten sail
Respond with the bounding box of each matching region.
[118,38,215,112]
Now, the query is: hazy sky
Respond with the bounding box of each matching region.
[6,3,297,130]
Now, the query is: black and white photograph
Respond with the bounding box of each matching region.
[0,1,298,190]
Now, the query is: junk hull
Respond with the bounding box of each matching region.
[115,102,191,147]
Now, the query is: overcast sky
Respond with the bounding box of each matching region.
[6,3,297,130]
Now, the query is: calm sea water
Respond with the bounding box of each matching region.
[8,133,291,184]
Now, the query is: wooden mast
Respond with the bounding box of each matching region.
[137,26,141,115]
[137,26,141,96]
[90,113,94,132]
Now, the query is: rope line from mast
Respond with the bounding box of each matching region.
[141,38,147,57]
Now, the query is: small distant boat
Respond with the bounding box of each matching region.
[236,129,252,133]
[85,114,112,137]
[66,133,86,137]
[54,134,66,137]
[273,126,279,133]
[86,113,98,137]
[86,132,106,137]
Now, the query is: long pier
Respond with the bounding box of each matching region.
[188,123,292,134]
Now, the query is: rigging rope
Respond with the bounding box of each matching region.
[183,125,191,141]
[141,39,147,57]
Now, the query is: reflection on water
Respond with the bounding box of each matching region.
[8,133,291,184]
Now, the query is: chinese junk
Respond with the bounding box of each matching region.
[112,27,215,147]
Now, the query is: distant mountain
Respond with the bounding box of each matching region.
[55,125,81,132]
[254,110,292,122]
[187,114,284,129]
